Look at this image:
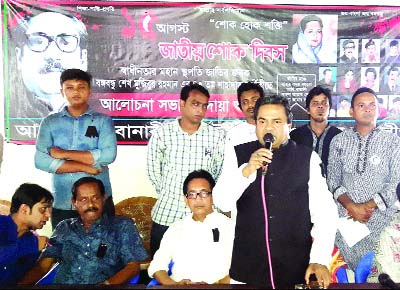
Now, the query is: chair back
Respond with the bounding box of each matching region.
[114,196,157,256]
[355,251,375,283]
[0,199,11,215]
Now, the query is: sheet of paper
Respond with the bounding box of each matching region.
[338,217,371,248]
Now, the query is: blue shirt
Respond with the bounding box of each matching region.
[40,215,148,284]
[35,107,117,210]
[0,215,40,285]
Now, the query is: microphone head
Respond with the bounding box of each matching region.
[263,133,275,143]
[379,273,390,284]
[263,133,275,151]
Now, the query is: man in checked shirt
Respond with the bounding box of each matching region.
[146,82,225,256]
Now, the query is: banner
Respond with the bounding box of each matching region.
[3,1,400,144]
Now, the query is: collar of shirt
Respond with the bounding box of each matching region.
[60,106,95,118]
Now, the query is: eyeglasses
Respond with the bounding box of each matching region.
[185,190,212,199]
[344,46,355,49]
[25,32,80,53]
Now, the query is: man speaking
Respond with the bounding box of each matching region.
[213,95,338,288]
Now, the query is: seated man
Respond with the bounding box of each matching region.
[367,183,400,283]
[0,183,53,285]
[19,177,148,285]
[147,170,234,285]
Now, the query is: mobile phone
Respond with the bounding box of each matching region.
[97,243,107,258]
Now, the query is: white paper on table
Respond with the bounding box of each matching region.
[338,217,371,247]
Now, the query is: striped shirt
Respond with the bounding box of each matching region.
[146,118,225,226]
[327,127,400,269]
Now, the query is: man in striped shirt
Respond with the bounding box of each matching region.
[146,83,225,256]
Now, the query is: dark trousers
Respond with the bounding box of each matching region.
[150,221,169,256]
[51,196,115,229]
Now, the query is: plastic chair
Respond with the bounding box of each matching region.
[36,262,59,285]
[334,251,375,284]
[147,260,174,288]
[335,266,349,283]
[354,251,374,283]
[35,262,140,284]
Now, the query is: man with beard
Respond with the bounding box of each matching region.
[12,11,88,118]
[19,177,148,285]
[290,85,341,174]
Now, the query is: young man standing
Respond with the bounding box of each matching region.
[0,183,53,285]
[328,87,400,271]
[290,86,341,174]
[35,69,117,228]
[146,83,225,256]
[214,82,262,219]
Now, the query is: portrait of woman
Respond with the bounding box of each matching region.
[291,14,338,64]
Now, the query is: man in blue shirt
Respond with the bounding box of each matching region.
[0,183,53,285]
[35,68,117,228]
[20,177,148,285]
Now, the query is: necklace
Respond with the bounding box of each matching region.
[355,128,375,174]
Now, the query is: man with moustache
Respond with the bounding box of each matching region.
[11,11,88,118]
[0,183,53,285]
[19,177,148,285]
[290,86,341,174]
[213,95,338,288]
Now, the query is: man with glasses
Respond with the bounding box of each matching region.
[12,11,87,119]
[146,83,225,256]
[148,170,234,285]
[339,39,357,63]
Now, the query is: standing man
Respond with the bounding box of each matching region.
[214,82,262,219]
[13,11,88,118]
[327,87,400,271]
[225,82,262,147]
[146,82,225,256]
[213,95,338,288]
[19,177,148,285]
[35,69,117,228]
[290,86,342,174]
[0,183,53,285]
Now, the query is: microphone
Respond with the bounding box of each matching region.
[262,133,275,176]
[379,273,399,289]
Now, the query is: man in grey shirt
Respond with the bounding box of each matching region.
[327,87,400,270]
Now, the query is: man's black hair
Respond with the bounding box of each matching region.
[10,183,53,214]
[182,169,215,195]
[254,95,293,124]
